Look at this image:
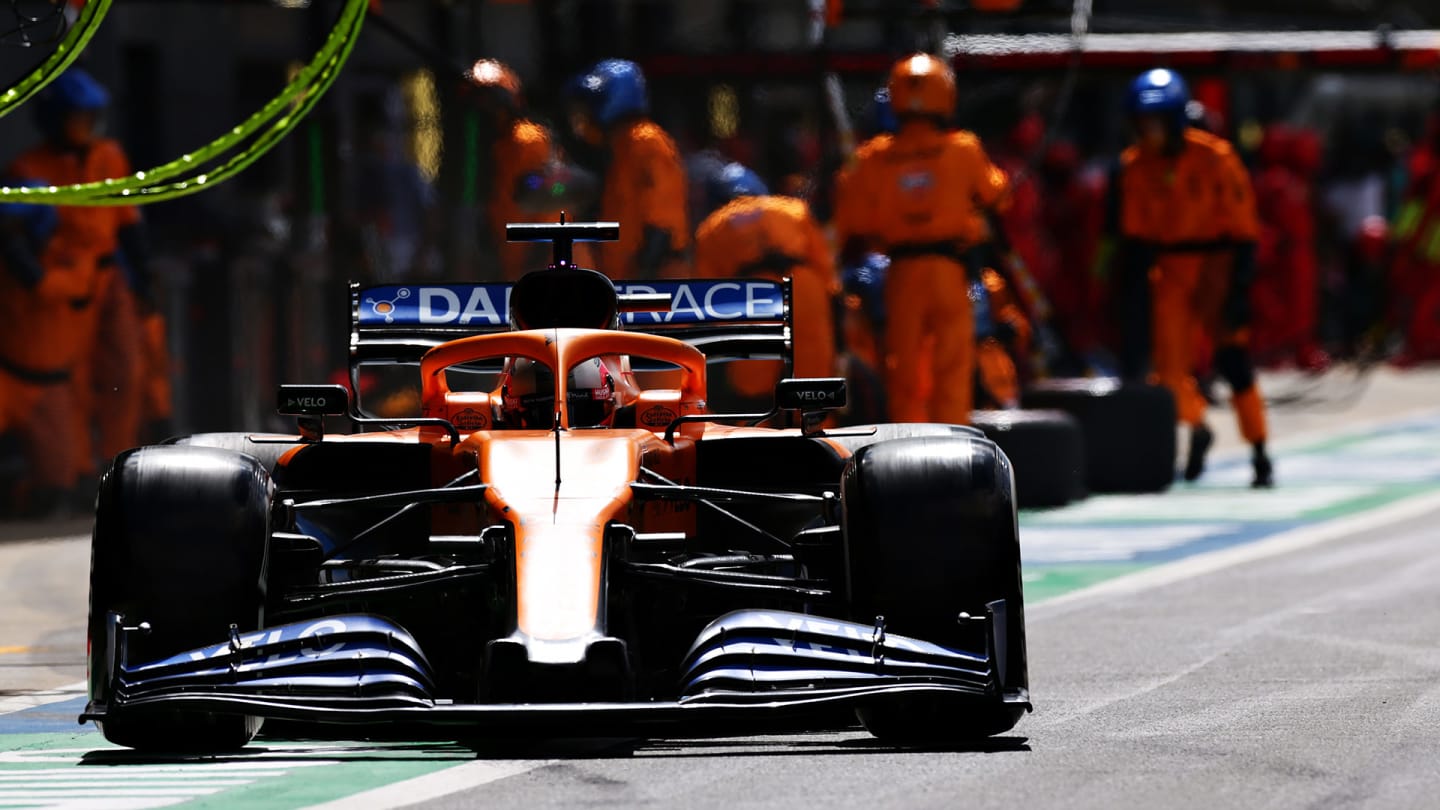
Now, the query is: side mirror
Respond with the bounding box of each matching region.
[277,384,350,441]
[774,377,847,412]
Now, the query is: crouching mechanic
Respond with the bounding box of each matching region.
[692,162,838,398]
[1119,68,1273,487]
[833,53,1009,425]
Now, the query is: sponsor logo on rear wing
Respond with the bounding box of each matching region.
[356,280,786,329]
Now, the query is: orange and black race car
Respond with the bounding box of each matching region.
[83,222,1030,751]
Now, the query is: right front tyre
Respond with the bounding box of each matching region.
[88,445,272,752]
[841,435,1029,743]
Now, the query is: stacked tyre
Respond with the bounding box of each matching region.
[1021,378,1176,494]
[970,409,1085,509]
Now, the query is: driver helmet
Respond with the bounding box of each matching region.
[567,357,619,428]
[498,356,618,428]
[498,357,556,428]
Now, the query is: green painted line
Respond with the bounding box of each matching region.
[1024,485,1427,527]
[0,731,485,809]
[1024,562,1150,603]
[187,743,471,810]
[1303,481,1436,521]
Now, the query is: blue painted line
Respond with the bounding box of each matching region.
[1128,520,1304,563]
[1021,412,1440,585]
[0,696,89,734]
[1025,520,1308,570]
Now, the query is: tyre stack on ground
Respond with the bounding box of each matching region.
[1021,378,1177,495]
[970,409,1086,509]
[971,377,1178,509]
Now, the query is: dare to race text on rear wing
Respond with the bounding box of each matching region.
[349,277,794,369]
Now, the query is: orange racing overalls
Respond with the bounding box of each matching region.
[1119,127,1267,443]
[9,137,148,474]
[833,122,1008,425]
[489,118,559,281]
[693,195,839,396]
[595,120,689,280]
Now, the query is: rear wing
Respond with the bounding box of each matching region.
[349,277,793,369]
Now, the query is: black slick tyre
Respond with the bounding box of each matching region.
[169,432,301,477]
[1021,378,1176,494]
[825,422,984,456]
[88,445,272,752]
[971,409,1085,508]
[841,435,1028,742]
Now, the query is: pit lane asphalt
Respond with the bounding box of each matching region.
[0,529,88,694]
[414,505,1440,810]
[6,498,1440,808]
[9,367,1440,807]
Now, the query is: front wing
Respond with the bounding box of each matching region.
[83,605,1029,734]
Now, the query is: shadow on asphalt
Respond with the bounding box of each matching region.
[452,733,1032,760]
[619,734,1032,758]
[78,734,1031,765]
[77,727,1030,765]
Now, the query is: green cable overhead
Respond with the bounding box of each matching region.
[0,0,367,205]
[0,0,112,120]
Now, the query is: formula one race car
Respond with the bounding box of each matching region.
[83,221,1030,751]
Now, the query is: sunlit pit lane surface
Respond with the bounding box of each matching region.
[1020,409,1440,601]
[0,733,555,810]
[4,409,1440,807]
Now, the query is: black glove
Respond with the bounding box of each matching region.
[838,236,869,270]
[0,226,43,289]
[635,225,674,280]
[993,318,1018,346]
[1222,241,1257,331]
[1222,293,1252,332]
[962,244,991,285]
[116,223,154,307]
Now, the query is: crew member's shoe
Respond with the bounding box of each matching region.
[1184,423,1213,482]
[1251,442,1274,489]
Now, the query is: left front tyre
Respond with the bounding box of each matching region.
[88,445,272,752]
[840,434,1029,742]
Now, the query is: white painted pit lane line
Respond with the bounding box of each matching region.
[0,747,342,810]
[301,758,558,810]
[1030,487,1440,618]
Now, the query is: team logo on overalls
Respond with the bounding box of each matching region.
[731,210,762,228]
[364,288,411,323]
[898,171,934,194]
